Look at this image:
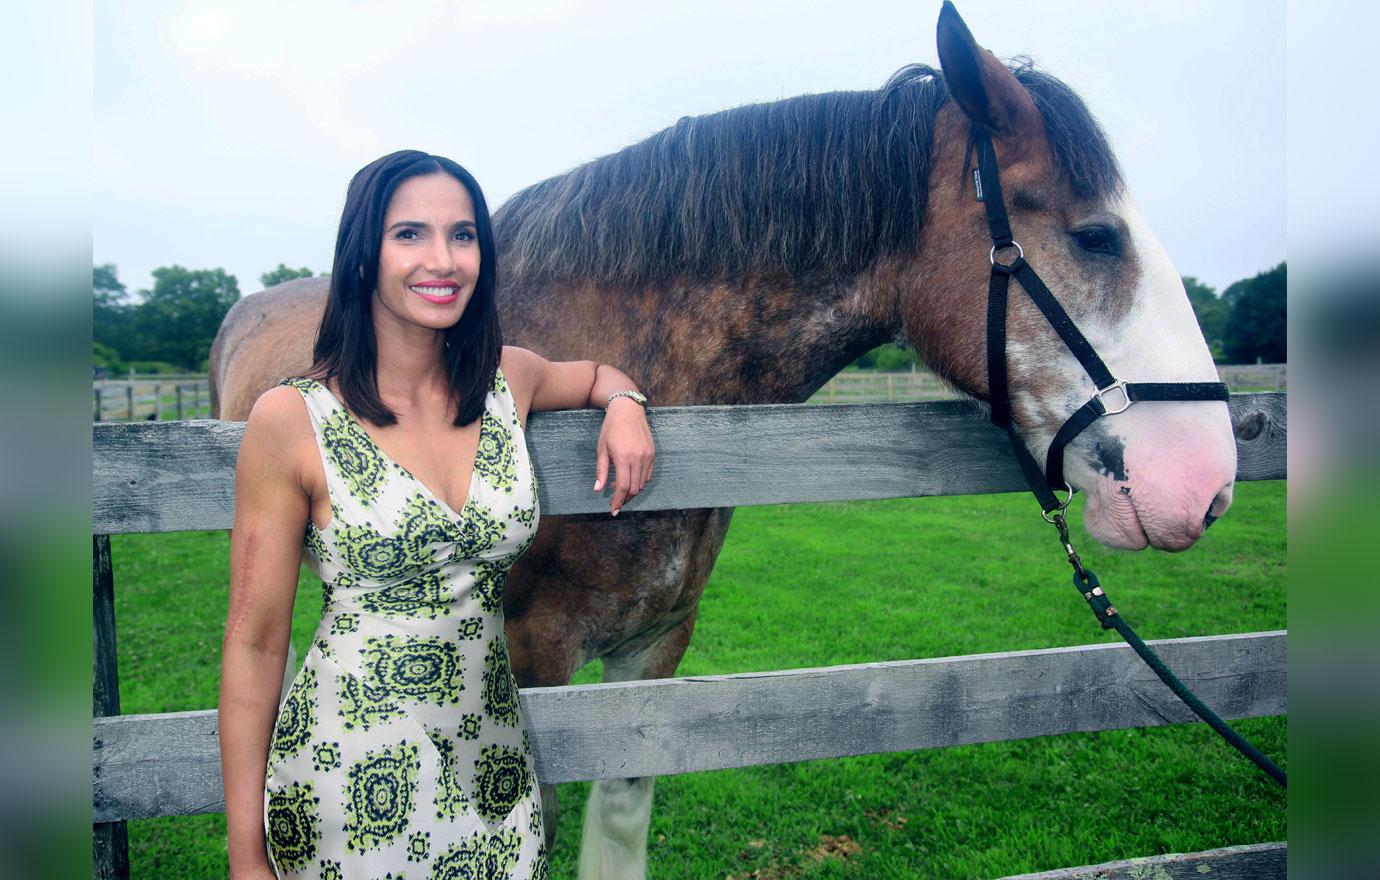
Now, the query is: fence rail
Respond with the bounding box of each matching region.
[94,631,1285,823]
[93,393,1285,535]
[92,392,1288,877]
[813,364,1287,404]
[92,379,211,422]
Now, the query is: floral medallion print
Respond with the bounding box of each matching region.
[312,741,342,773]
[472,744,533,824]
[471,560,510,615]
[530,845,549,880]
[319,407,389,504]
[400,492,464,559]
[305,522,330,561]
[453,503,507,560]
[337,672,404,731]
[361,571,451,619]
[482,639,521,727]
[360,635,463,706]
[408,831,432,863]
[428,732,470,821]
[458,713,483,741]
[429,827,521,880]
[271,375,542,875]
[473,410,518,492]
[270,667,317,762]
[266,781,321,873]
[345,742,421,853]
[336,524,414,580]
[331,613,359,634]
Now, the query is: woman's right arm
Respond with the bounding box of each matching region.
[220,387,314,879]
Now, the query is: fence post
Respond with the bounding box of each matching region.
[176,385,185,420]
[94,387,103,422]
[93,535,130,880]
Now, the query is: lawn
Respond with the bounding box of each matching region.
[110,482,1285,878]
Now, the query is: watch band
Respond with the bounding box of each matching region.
[606,390,648,409]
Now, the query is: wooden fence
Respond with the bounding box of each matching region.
[813,364,1287,404]
[92,393,1287,879]
[93,379,211,422]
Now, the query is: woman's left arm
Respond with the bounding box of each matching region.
[503,346,654,516]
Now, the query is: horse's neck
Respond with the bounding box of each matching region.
[499,275,896,406]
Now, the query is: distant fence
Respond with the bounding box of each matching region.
[92,393,1287,879]
[93,377,211,421]
[813,363,1287,404]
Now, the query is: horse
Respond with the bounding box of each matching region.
[209,5,1236,877]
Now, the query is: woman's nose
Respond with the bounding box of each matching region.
[426,237,456,274]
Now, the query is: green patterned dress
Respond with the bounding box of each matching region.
[265,369,547,880]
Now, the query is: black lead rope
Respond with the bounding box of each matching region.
[974,129,1286,788]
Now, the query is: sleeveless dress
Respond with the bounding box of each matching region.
[264,369,547,880]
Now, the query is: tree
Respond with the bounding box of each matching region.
[1221,262,1286,364]
[259,263,315,288]
[1182,276,1228,359]
[94,264,138,359]
[137,266,241,370]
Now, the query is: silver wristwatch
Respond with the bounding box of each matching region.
[606,390,648,409]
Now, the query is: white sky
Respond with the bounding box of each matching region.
[94,0,1285,298]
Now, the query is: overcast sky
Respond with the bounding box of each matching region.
[94,0,1284,298]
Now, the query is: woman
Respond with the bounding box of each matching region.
[219,151,654,879]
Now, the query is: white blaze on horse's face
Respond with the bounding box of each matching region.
[1022,194,1236,551]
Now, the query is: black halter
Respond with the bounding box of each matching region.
[975,128,1230,515]
[973,129,1286,788]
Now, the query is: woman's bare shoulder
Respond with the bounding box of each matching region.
[240,385,316,475]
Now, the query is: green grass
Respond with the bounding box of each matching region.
[110,483,1285,878]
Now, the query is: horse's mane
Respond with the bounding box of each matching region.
[494,61,1122,289]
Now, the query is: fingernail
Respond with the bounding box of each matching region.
[593,481,601,491]
[612,509,620,517]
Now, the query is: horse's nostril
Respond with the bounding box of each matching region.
[1203,510,1219,531]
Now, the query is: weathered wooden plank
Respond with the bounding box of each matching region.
[93,631,1285,822]
[92,393,1286,534]
[993,841,1285,879]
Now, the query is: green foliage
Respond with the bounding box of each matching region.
[851,343,920,371]
[260,263,315,288]
[94,263,242,370]
[1222,262,1286,364]
[1182,276,1228,359]
[93,341,124,373]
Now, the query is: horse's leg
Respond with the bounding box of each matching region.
[578,612,698,880]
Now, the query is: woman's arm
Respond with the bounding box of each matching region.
[219,387,314,879]
[502,346,655,515]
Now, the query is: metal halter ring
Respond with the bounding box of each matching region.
[1041,483,1076,523]
[990,240,1024,267]
[1094,379,1133,415]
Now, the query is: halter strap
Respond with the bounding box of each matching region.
[975,128,1228,500]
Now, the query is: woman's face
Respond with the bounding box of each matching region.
[373,172,481,334]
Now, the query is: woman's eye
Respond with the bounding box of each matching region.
[454,228,476,242]
[1071,226,1119,256]
[396,229,418,241]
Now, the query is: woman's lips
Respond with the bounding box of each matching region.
[409,284,459,304]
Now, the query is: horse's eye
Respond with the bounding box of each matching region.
[1071,226,1119,256]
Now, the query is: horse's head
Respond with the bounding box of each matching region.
[902,4,1234,551]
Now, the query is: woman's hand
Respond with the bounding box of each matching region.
[595,397,655,515]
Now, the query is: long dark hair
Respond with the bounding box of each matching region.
[309,150,501,427]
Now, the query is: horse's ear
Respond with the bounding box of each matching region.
[936,2,1041,141]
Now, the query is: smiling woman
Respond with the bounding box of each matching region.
[217,150,654,880]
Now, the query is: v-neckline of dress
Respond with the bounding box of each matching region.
[315,379,486,525]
